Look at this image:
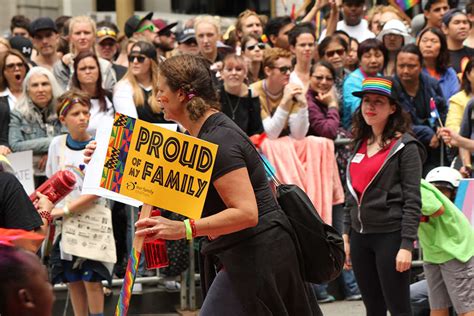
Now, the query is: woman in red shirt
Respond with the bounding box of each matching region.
[344,77,424,316]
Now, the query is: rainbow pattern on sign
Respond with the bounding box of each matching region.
[395,0,419,10]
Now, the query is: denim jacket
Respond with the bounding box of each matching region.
[9,108,62,155]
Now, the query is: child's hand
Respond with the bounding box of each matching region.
[84,140,97,164]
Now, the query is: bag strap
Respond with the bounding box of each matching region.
[234,127,282,187]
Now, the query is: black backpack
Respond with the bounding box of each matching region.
[275,183,345,283]
[241,130,345,284]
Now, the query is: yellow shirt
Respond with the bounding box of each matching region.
[447,91,471,132]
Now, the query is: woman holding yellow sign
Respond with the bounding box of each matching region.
[135,55,319,315]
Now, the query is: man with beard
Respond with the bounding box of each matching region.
[29,17,59,71]
[264,16,294,50]
[152,19,177,59]
[442,9,474,75]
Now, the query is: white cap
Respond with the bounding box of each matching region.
[426,167,463,188]
[377,20,413,45]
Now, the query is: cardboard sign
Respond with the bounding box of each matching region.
[7,150,34,194]
[100,113,218,219]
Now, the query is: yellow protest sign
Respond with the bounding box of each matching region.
[100,113,218,219]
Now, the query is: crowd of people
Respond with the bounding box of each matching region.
[1,0,474,315]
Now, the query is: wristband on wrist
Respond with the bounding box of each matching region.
[63,204,71,217]
[189,219,197,238]
[39,210,52,224]
[183,219,193,240]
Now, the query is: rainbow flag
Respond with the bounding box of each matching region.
[395,0,419,10]
[455,179,474,227]
[429,98,440,119]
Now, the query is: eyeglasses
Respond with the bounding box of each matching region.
[128,55,147,63]
[136,24,156,33]
[5,62,25,70]
[246,43,265,51]
[312,75,334,82]
[325,49,345,58]
[271,65,293,74]
[97,28,117,38]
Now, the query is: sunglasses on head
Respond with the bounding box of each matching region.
[128,55,147,63]
[325,49,345,58]
[136,24,156,33]
[246,43,265,51]
[97,28,117,38]
[272,65,292,74]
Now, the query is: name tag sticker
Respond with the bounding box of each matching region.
[352,153,365,163]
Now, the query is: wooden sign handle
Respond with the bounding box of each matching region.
[133,203,153,252]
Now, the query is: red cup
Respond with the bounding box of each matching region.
[143,209,169,269]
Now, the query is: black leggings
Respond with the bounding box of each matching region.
[350,230,411,316]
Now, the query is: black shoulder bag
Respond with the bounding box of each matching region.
[244,134,345,284]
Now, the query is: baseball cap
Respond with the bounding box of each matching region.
[29,17,57,37]
[9,36,33,59]
[130,41,157,61]
[97,27,117,43]
[124,12,153,38]
[152,19,178,35]
[177,28,196,44]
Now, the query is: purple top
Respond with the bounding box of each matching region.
[306,89,340,140]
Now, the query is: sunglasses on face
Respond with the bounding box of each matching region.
[325,49,345,58]
[246,43,265,51]
[5,62,25,70]
[136,24,156,33]
[271,65,293,74]
[128,55,147,63]
[159,29,173,37]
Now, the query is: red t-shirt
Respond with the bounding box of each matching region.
[349,138,397,199]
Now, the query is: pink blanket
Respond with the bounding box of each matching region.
[260,136,344,224]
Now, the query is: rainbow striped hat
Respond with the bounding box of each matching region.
[352,77,396,101]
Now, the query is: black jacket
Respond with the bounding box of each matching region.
[343,133,425,250]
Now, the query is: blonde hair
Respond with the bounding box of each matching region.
[194,15,220,35]
[121,42,160,112]
[0,38,11,51]
[68,16,97,55]
[235,10,262,36]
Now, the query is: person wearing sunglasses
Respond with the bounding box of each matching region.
[241,33,265,84]
[176,28,200,56]
[153,19,178,58]
[53,16,116,92]
[250,47,308,140]
[124,12,158,44]
[288,23,316,92]
[113,41,166,124]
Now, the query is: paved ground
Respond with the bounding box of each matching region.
[130,300,366,315]
[319,300,366,315]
